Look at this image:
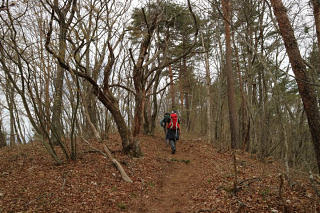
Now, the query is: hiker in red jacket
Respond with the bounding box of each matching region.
[166,111,180,154]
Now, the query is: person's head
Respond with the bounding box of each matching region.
[172,110,178,114]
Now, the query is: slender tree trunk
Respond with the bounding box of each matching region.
[168,64,176,110]
[232,32,249,150]
[179,60,184,113]
[222,0,239,149]
[183,56,191,131]
[0,121,6,148]
[312,0,320,72]
[312,0,320,99]
[13,102,26,144]
[150,70,161,135]
[102,109,110,140]
[271,0,320,172]
[70,77,80,160]
[4,74,15,146]
[8,82,15,146]
[201,33,212,143]
[143,96,151,135]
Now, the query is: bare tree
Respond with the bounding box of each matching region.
[201,33,212,143]
[44,0,144,156]
[222,0,239,149]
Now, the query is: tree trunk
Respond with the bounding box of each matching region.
[183,56,191,131]
[150,70,161,135]
[0,120,6,148]
[133,89,145,137]
[168,64,176,110]
[271,0,320,173]
[312,0,320,72]
[143,96,151,135]
[99,90,139,155]
[50,26,66,147]
[222,0,239,149]
[201,33,212,143]
[102,109,110,140]
[233,32,249,150]
[6,79,15,146]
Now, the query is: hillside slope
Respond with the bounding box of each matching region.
[0,134,319,212]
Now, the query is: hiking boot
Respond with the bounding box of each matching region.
[171,149,176,154]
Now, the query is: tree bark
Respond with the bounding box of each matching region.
[168,64,176,110]
[201,33,212,143]
[312,0,320,71]
[50,25,66,146]
[5,77,15,146]
[0,120,6,148]
[150,70,161,135]
[143,96,151,135]
[271,0,320,172]
[222,0,239,149]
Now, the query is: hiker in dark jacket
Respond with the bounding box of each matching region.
[160,112,171,144]
[166,111,180,154]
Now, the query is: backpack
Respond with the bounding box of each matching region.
[168,113,180,130]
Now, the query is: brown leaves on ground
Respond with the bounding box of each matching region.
[0,134,319,212]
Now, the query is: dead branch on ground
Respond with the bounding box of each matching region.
[82,138,133,183]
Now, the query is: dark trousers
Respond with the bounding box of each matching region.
[166,129,179,152]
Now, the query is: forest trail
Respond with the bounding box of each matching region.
[133,134,241,213]
[0,134,319,212]
[132,134,320,213]
[138,138,206,213]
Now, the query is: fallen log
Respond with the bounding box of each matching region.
[82,138,133,183]
[102,144,133,183]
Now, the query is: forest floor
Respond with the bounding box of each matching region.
[0,133,319,212]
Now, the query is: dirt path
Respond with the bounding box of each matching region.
[136,138,209,213]
[128,134,320,213]
[0,134,318,212]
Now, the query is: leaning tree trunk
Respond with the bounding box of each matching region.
[222,0,239,149]
[271,0,320,173]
